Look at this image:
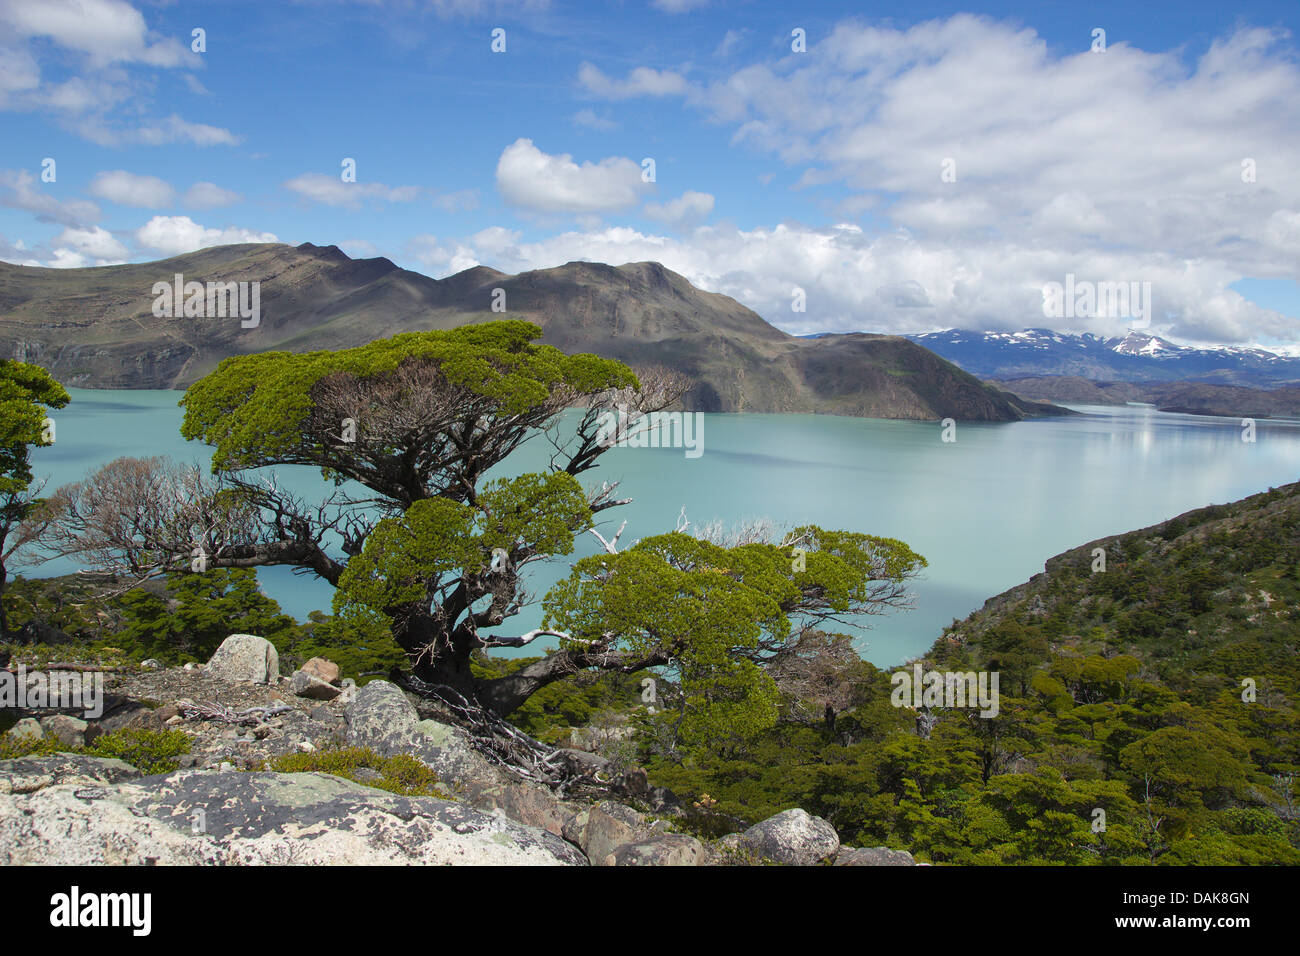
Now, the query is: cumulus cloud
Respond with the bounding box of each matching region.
[285,173,422,209]
[577,63,689,99]
[134,215,278,258]
[643,190,714,227]
[557,15,1300,346]
[89,169,175,208]
[0,1,232,147]
[51,224,128,265]
[0,0,194,68]
[495,138,649,214]
[0,169,99,226]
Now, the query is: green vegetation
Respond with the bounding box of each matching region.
[0,360,69,638]
[268,747,448,798]
[536,484,1300,865]
[0,727,192,774]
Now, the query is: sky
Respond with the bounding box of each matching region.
[1,0,1299,350]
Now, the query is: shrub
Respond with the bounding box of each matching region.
[86,728,191,774]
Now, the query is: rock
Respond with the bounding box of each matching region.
[0,755,141,795]
[85,704,165,744]
[300,657,340,685]
[605,833,704,866]
[335,678,357,706]
[205,634,279,684]
[290,670,340,701]
[564,801,649,864]
[740,808,839,866]
[345,680,420,750]
[835,846,917,866]
[40,714,88,748]
[139,659,162,670]
[0,764,586,865]
[5,718,43,745]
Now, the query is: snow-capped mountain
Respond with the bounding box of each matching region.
[902,329,1300,387]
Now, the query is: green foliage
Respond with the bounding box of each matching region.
[180,321,637,473]
[0,727,191,774]
[110,568,298,663]
[86,728,192,774]
[268,747,448,798]
[286,610,405,683]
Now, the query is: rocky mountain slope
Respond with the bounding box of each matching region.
[0,242,1056,421]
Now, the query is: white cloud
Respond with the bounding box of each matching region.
[643,190,714,227]
[89,169,175,208]
[495,138,649,214]
[285,172,422,209]
[0,0,194,68]
[405,220,1300,348]
[134,215,278,257]
[0,168,99,226]
[135,115,238,147]
[0,2,228,147]
[183,181,242,209]
[577,63,689,99]
[52,224,128,264]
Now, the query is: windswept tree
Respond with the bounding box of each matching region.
[52,321,925,730]
[0,361,69,637]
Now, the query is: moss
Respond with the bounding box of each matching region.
[85,728,192,774]
[268,746,449,799]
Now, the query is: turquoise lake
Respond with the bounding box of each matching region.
[27,389,1300,667]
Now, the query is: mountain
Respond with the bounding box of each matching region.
[997,377,1300,418]
[0,242,1059,422]
[905,328,1300,388]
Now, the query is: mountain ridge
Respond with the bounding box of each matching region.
[0,242,1059,422]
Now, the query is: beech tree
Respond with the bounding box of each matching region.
[52,321,926,726]
[0,361,69,637]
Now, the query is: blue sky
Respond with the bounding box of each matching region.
[2,0,1299,349]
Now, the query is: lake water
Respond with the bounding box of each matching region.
[27,389,1300,667]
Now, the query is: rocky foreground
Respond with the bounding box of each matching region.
[0,634,919,866]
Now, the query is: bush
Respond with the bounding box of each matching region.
[86,728,191,774]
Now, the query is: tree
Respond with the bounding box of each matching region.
[0,361,69,637]
[113,568,299,663]
[53,321,926,725]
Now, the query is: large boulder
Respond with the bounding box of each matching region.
[0,754,141,795]
[605,834,704,866]
[835,846,917,866]
[0,761,585,865]
[563,801,650,864]
[344,682,570,835]
[300,657,340,685]
[290,671,340,701]
[205,634,279,684]
[740,808,839,866]
[345,680,420,750]
[40,714,88,748]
